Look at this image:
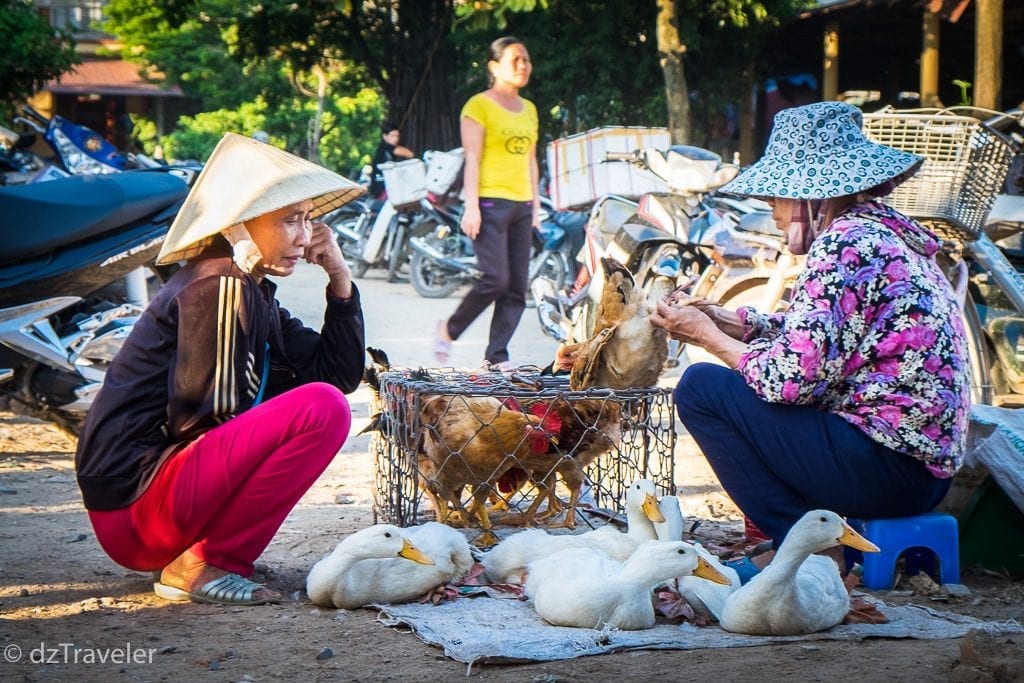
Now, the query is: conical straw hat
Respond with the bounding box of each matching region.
[157,133,365,265]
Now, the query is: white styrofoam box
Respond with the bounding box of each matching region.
[546,126,672,209]
[423,147,464,195]
[380,158,427,208]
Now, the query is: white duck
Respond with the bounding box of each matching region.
[654,494,740,621]
[481,479,665,584]
[306,522,473,609]
[719,509,880,635]
[524,539,731,630]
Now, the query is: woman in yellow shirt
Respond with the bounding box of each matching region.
[435,36,539,369]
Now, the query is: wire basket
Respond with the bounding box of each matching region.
[380,158,427,210]
[862,109,1015,241]
[371,368,675,541]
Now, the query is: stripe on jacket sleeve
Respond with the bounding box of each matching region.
[214,276,241,416]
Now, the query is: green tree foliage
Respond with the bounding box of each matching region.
[491,0,665,143]
[230,0,462,154]
[679,0,812,151]
[462,0,810,154]
[0,0,79,117]
[104,0,384,171]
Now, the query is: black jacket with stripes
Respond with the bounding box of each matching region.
[75,246,365,510]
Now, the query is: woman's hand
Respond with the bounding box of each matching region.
[305,221,352,299]
[669,294,747,340]
[650,299,718,346]
[461,204,482,240]
[651,297,749,368]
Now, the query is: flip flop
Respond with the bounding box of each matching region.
[153,573,280,606]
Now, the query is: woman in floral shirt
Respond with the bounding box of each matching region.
[651,102,969,561]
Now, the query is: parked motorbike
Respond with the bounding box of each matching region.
[13,104,128,175]
[406,195,583,300]
[0,165,200,433]
[0,125,51,185]
[406,195,474,298]
[531,145,741,344]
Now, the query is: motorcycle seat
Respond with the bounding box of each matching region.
[1,170,187,264]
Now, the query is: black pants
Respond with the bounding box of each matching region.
[446,198,533,364]
[675,363,952,546]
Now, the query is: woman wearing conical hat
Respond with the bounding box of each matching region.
[650,102,970,571]
[75,134,367,605]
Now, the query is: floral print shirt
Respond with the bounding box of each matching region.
[736,201,969,477]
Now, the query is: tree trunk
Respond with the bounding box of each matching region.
[973,0,1003,110]
[383,0,460,155]
[308,65,327,162]
[656,0,689,144]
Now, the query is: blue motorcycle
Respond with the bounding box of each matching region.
[14,104,128,175]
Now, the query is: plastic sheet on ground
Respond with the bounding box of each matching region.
[375,596,1023,665]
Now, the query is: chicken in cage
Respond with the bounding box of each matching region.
[369,363,675,547]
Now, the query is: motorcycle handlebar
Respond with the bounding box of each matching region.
[12,117,45,135]
[20,104,50,126]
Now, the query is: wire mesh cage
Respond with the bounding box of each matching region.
[371,369,675,542]
[862,109,1015,242]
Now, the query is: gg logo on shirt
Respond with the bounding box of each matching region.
[505,136,531,154]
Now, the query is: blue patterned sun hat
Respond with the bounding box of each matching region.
[721,101,923,200]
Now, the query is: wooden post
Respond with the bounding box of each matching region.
[920,8,941,107]
[974,0,1003,110]
[823,22,839,101]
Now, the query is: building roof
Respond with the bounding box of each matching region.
[45,59,184,97]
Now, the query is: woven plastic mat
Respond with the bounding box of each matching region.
[376,596,1023,665]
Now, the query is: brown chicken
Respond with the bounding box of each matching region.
[417,394,553,547]
[557,257,675,390]
[495,396,623,529]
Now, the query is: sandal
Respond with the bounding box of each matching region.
[434,321,452,363]
[153,573,280,606]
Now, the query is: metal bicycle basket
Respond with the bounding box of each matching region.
[862,108,1015,241]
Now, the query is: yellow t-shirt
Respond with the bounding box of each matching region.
[461,93,538,201]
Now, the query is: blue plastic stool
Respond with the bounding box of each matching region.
[847,512,960,590]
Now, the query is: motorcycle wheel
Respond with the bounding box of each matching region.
[386,220,408,283]
[329,213,370,278]
[526,250,569,309]
[962,297,994,405]
[3,370,84,437]
[409,251,466,298]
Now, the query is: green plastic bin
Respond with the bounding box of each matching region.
[958,476,1024,576]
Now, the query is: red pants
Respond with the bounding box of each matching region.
[89,382,351,576]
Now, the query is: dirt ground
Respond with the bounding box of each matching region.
[2,390,1023,682]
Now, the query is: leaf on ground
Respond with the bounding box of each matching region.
[844,596,889,624]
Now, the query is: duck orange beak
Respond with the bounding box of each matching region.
[642,493,665,523]
[399,539,435,565]
[693,556,733,585]
[838,522,880,553]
